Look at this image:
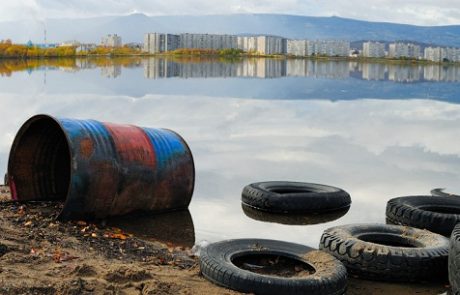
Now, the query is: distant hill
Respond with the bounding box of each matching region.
[1,13,460,47]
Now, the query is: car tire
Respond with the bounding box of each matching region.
[242,181,351,213]
[319,223,449,282]
[200,239,347,295]
[386,196,460,236]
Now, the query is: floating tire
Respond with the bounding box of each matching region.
[432,188,460,198]
[241,203,349,225]
[319,223,449,282]
[450,223,460,295]
[200,239,347,295]
[241,181,351,213]
[386,196,460,236]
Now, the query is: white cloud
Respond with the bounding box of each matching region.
[0,0,458,25]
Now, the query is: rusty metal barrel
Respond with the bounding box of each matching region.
[7,114,195,220]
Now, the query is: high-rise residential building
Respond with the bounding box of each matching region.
[424,47,444,62]
[362,41,385,58]
[388,42,421,59]
[178,33,237,50]
[101,34,122,47]
[306,40,350,57]
[237,36,258,52]
[287,40,308,56]
[143,33,180,53]
[424,46,460,62]
[256,36,286,55]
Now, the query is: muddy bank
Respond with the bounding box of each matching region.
[0,186,448,294]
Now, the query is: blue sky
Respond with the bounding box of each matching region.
[1,0,459,26]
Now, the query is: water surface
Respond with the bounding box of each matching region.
[1,57,459,252]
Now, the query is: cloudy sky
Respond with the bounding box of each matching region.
[1,0,459,26]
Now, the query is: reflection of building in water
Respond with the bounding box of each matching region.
[100,65,122,78]
[286,59,307,76]
[286,59,349,79]
[388,65,421,82]
[143,58,180,78]
[424,65,460,82]
[180,61,238,78]
[235,59,285,78]
[361,63,387,80]
[142,58,460,82]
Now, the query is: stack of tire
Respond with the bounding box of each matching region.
[199,182,458,294]
[385,192,460,294]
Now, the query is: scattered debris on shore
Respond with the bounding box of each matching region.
[0,186,448,294]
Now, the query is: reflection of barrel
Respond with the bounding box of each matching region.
[107,210,195,248]
[242,203,349,225]
[7,114,195,220]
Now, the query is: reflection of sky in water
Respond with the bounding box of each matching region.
[1,93,459,248]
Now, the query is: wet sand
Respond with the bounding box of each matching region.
[0,186,448,294]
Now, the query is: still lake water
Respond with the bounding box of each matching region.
[1,57,460,253]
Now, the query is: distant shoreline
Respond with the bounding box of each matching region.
[0,53,459,66]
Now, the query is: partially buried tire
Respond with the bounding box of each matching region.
[449,223,460,295]
[200,239,347,295]
[242,181,351,213]
[319,223,449,282]
[386,196,460,236]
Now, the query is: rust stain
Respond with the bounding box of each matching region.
[79,138,94,159]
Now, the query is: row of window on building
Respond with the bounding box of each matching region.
[143,33,350,56]
[362,41,460,62]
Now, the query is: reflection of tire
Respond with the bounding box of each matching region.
[241,203,349,225]
[432,188,460,198]
[386,196,460,236]
[200,239,347,295]
[449,223,460,294]
[106,210,195,248]
[319,224,449,282]
[242,181,351,213]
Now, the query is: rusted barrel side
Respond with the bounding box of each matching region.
[8,114,194,220]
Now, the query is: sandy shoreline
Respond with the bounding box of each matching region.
[0,186,448,294]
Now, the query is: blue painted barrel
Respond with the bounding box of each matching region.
[7,114,195,220]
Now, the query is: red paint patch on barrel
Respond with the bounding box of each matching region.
[103,123,155,167]
[79,138,94,159]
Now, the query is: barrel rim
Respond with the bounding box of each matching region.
[7,114,73,204]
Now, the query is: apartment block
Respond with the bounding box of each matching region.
[179,33,237,50]
[424,46,460,62]
[256,36,286,55]
[143,33,180,53]
[424,47,444,62]
[101,34,122,47]
[388,42,421,59]
[237,36,258,52]
[362,41,385,58]
[307,40,350,57]
[287,40,308,56]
